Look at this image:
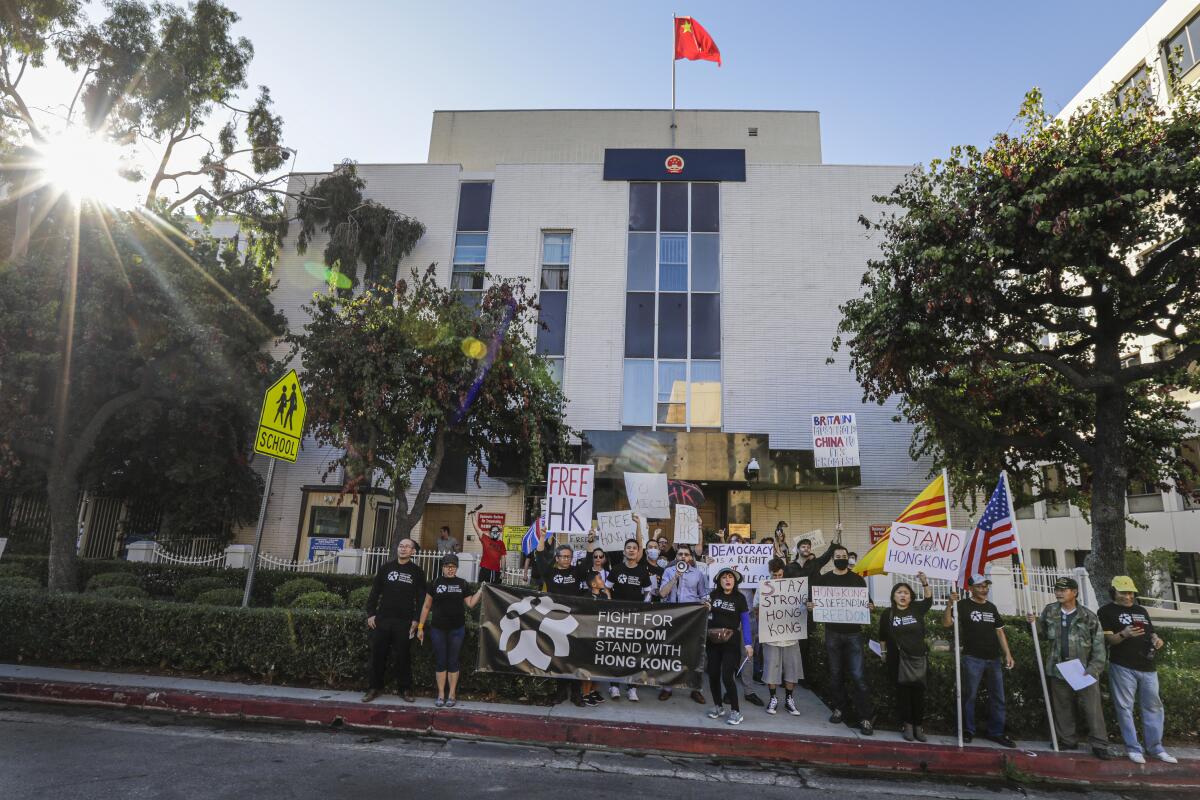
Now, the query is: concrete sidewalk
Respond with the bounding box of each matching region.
[1,663,1196,789]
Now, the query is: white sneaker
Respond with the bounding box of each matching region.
[1128,751,1146,765]
[626,687,639,702]
[785,695,800,716]
[727,710,744,726]
[609,685,620,700]
[707,704,727,719]
[766,696,779,715]
[1154,751,1178,764]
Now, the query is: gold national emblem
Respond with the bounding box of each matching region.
[665,154,685,174]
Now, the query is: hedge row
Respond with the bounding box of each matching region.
[0,586,554,703]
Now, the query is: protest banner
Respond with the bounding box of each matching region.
[757,577,808,643]
[623,472,669,519]
[596,510,637,551]
[477,585,707,687]
[799,528,826,551]
[883,522,968,582]
[812,585,871,625]
[673,504,700,545]
[812,413,860,469]
[502,525,528,553]
[473,511,506,536]
[727,523,751,540]
[546,464,594,535]
[708,542,774,586]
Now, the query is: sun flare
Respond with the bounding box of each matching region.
[34,127,137,207]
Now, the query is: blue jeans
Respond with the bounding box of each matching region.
[429,626,465,673]
[825,630,872,721]
[1108,663,1165,755]
[961,654,1006,737]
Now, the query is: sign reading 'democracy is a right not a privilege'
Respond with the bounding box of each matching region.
[883,522,968,582]
[812,413,860,469]
[708,542,774,586]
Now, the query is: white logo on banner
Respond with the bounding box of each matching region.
[498,595,578,670]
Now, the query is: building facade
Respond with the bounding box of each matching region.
[237,108,949,563]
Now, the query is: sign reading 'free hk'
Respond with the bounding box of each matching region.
[545,464,595,536]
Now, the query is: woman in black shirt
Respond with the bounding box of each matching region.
[704,567,754,727]
[878,572,932,742]
[417,554,483,708]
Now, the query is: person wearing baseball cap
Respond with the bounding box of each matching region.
[1027,575,1114,758]
[943,576,1015,747]
[1098,576,1177,764]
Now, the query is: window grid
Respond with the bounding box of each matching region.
[537,231,571,363]
[623,182,721,430]
[1163,13,1200,77]
[452,183,492,303]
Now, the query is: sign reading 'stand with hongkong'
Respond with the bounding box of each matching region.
[812,413,860,469]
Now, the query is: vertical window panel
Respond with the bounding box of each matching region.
[627,233,656,291]
[537,292,567,356]
[691,183,719,232]
[622,360,654,426]
[659,234,688,291]
[660,182,687,231]
[657,361,687,425]
[624,292,655,358]
[690,361,721,428]
[691,233,719,291]
[657,293,687,359]
[629,183,657,231]
[456,183,492,231]
[691,294,721,359]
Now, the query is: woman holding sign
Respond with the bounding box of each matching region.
[704,567,754,726]
[878,573,933,742]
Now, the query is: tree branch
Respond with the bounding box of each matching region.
[1119,341,1200,384]
[993,348,1112,391]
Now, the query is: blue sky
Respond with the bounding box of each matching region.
[225,1,1161,171]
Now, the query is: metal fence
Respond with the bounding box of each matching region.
[149,547,225,569]
[358,549,460,581]
[258,552,338,574]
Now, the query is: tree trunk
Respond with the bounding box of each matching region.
[387,428,448,550]
[46,472,80,592]
[1085,387,1128,604]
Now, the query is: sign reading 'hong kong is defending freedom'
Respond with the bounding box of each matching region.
[476,585,708,688]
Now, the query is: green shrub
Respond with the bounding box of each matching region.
[91,584,148,600]
[292,591,345,610]
[273,578,326,608]
[86,572,139,592]
[348,585,372,609]
[195,588,244,607]
[0,563,30,578]
[0,575,42,592]
[176,576,236,602]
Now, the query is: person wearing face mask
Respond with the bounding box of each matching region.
[810,545,875,735]
[478,524,507,585]
[656,544,710,704]
[784,536,837,688]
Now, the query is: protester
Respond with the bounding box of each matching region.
[878,573,933,742]
[657,544,709,704]
[362,538,427,703]
[760,559,803,715]
[478,525,507,585]
[943,578,1015,747]
[847,552,858,570]
[436,525,458,553]
[606,537,654,700]
[1029,576,1113,759]
[579,570,612,707]
[810,544,875,735]
[416,554,483,708]
[573,530,598,565]
[784,537,837,686]
[1098,576,1177,764]
[589,548,610,582]
[656,535,675,563]
[535,536,591,705]
[705,567,754,726]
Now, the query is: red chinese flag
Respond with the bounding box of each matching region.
[674,16,721,66]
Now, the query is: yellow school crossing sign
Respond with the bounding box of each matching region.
[254,370,306,463]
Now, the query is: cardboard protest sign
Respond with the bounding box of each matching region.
[502,525,528,553]
[623,472,669,519]
[726,523,750,540]
[596,510,637,551]
[812,585,871,625]
[883,522,968,582]
[812,413,860,469]
[757,577,808,643]
[673,504,700,545]
[546,464,594,535]
[707,542,774,586]
[798,528,825,551]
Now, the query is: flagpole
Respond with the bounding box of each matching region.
[943,469,964,750]
[1002,470,1059,752]
[671,15,677,147]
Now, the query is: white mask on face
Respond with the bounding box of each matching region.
[647,548,660,561]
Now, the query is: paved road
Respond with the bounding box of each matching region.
[0,701,1173,800]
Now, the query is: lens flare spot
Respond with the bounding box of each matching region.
[461,337,487,360]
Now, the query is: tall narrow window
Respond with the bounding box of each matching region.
[621,182,721,429]
[537,231,571,385]
[452,182,492,306]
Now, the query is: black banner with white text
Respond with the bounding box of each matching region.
[476,585,708,688]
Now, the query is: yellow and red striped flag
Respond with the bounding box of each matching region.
[853,474,948,577]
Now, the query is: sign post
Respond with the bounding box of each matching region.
[243,370,307,608]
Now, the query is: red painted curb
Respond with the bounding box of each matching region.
[1,678,1196,788]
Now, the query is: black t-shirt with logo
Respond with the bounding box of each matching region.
[430,576,470,630]
[1098,602,1157,672]
[708,588,748,633]
[956,598,1004,660]
[366,560,428,621]
[607,560,652,602]
[546,566,589,597]
[879,596,933,656]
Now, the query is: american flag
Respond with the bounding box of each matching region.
[959,476,1019,588]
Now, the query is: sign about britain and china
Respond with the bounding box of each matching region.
[477,585,708,688]
[811,412,861,469]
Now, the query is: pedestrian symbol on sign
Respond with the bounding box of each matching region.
[254,370,306,463]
